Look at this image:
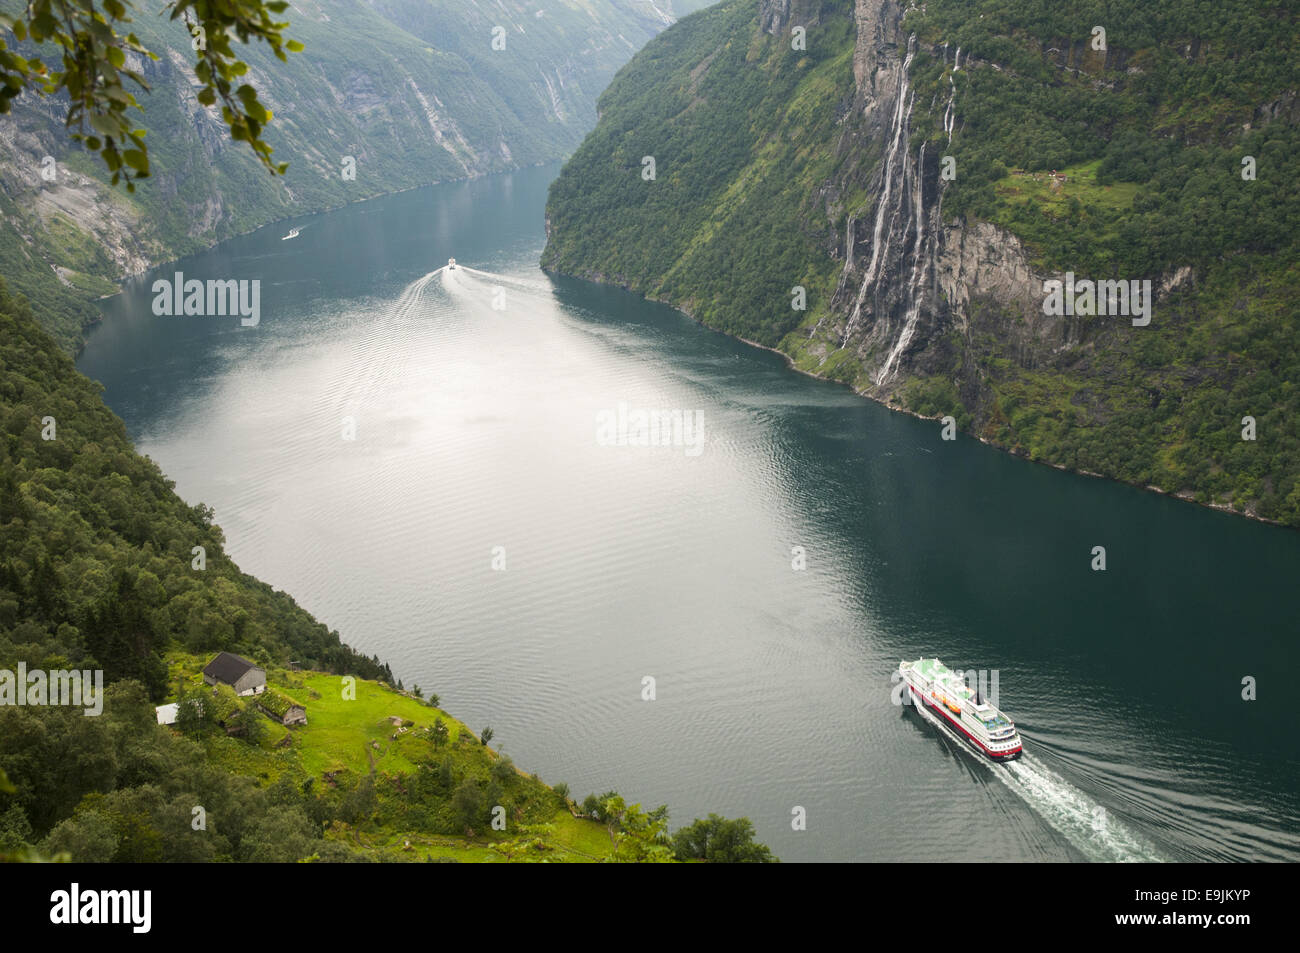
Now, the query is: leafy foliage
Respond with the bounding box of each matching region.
[0,0,300,188]
[672,812,775,862]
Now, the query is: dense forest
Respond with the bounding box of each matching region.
[542,0,1300,527]
[0,280,773,861]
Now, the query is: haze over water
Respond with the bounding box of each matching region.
[79,163,1300,862]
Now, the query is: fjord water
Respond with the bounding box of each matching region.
[79,164,1300,862]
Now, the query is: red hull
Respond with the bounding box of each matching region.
[909,686,1023,761]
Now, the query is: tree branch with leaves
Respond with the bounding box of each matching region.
[0,0,302,191]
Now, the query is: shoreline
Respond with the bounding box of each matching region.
[76,159,562,354]
[546,266,1284,533]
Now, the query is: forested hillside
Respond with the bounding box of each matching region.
[0,279,772,862]
[542,0,1300,527]
[0,279,392,697]
[0,0,713,350]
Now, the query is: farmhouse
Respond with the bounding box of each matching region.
[258,688,307,727]
[202,652,267,696]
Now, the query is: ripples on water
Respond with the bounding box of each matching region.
[82,169,1300,862]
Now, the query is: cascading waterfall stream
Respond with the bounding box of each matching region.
[840,36,918,348]
[875,141,930,386]
[944,46,960,144]
[836,32,954,387]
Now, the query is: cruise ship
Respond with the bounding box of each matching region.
[899,658,1022,761]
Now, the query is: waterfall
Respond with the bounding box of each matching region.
[834,32,949,387]
[943,74,956,144]
[840,36,917,347]
[876,142,928,385]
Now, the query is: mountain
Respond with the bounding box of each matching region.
[0,0,717,350]
[541,0,1300,528]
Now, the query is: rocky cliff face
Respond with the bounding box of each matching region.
[0,0,691,349]
[541,0,1300,525]
[802,0,1161,407]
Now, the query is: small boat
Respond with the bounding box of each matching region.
[447,257,457,270]
[282,228,300,241]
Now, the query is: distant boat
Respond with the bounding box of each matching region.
[282,228,300,241]
[447,257,456,270]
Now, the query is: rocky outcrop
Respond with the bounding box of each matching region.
[0,107,161,278]
[822,1,943,393]
[849,0,905,120]
[813,0,1170,405]
[760,0,835,35]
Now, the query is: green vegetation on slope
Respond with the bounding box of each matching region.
[898,0,1300,523]
[542,0,850,346]
[0,278,394,697]
[0,0,688,350]
[542,0,1300,526]
[0,280,775,861]
[904,0,1300,278]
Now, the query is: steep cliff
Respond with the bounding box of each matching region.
[542,0,1300,527]
[0,0,711,350]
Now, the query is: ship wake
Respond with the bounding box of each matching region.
[997,756,1162,862]
[912,690,1159,861]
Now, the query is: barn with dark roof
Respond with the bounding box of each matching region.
[202,652,267,697]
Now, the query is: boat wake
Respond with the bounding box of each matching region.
[457,264,553,294]
[997,754,1161,862]
[911,694,1158,861]
[336,268,442,416]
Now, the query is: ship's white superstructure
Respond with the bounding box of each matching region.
[899,658,1022,760]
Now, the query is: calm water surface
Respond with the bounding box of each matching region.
[78,163,1300,862]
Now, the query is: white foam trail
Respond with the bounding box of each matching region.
[912,687,1158,861]
[459,265,553,294]
[340,268,440,414]
[998,755,1161,862]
